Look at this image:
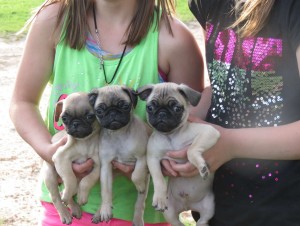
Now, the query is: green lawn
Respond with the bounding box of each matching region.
[0,0,43,36]
[0,0,194,37]
[175,0,194,22]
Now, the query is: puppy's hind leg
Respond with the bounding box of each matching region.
[77,162,100,206]
[92,162,113,224]
[194,191,215,226]
[68,198,82,220]
[132,174,150,226]
[162,194,184,226]
[43,162,73,225]
[131,156,148,193]
[53,153,78,204]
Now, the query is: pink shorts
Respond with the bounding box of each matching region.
[40,202,170,226]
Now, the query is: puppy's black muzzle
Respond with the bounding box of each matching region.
[97,107,130,130]
[66,119,93,138]
[148,107,182,133]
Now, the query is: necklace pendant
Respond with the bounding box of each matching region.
[99,59,104,70]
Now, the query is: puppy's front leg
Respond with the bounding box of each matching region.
[92,161,113,223]
[147,156,168,212]
[43,162,73,224]
[131,155,148,193]
[187,125,220,179]
[132,156,149,226]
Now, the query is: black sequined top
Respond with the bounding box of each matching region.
[189,0,300,225]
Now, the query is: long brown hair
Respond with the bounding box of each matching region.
[230,0,275,38]
[24,0,175,49]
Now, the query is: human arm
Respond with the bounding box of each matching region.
[9,4,94,177]
[171,42,300,174]
[9,4,59,163]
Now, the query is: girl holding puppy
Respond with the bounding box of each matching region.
[9,0,204,225]
[166,0,300,225]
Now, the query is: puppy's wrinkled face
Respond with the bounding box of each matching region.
[56,92,97,139]
[146,88,187,133]
[138,83,201,133]
[89,86,137,130]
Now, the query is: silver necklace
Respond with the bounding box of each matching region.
[92,4,127,84]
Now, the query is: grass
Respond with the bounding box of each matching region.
[0,0,43,36]
[0,0,194,37]
[175,0,195,22]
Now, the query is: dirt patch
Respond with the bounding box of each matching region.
[0,20,202,226]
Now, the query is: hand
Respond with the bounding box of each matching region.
[202,126,233,172]
[112,161,135,179]
[188,114,205,123]
[72,158,94,179]
[52,135,94,180]
[48,136,68,163]
[188,115,233,171]
[163,148,199,177]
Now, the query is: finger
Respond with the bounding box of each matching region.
[179,168,199,177]
[112,161,134,174]
[188,114,202,123]
[56,136,67,146]
[169,160,196,173]
[73,158,94,174]
[167,148,188,159]
[161,159,177,177]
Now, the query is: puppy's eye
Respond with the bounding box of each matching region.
[86,113,95,121]
[61,115,68,123]
[147,100,158,113]
[173,106,183,113]
[96,108,104,115]
[118,100,130,110]
[95,104,106,116]
[146,105,153,113]
[168,100,183,113]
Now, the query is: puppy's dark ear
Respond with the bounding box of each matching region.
[88,89,99,107]
[178,84,201,106]
[137,85,154,101]
[54,100,63,122]
[122,86,138,108]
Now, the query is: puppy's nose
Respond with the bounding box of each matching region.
[158,111,167,118]
[109,110,117,118]
[72,121,80,128]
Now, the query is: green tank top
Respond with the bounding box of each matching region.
[40,16,166,223]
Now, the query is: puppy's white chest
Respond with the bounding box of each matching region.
[100,128,144,164]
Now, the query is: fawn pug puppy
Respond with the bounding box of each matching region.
[42,92,100,224]
[137,83,220,226]
[89,85,149,225]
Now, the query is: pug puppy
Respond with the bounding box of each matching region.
[42,92,100,224]
[88,85,149,226]
[137,83,220,226]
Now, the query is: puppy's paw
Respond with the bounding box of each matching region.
[92,204,113,223]
[70,203,82,219]
[200,164,210,180]
[61,188,77,204]
[131,176,147,194]
[77,190,88,206]
[58,208,73,225]
[132,217,144,226]
[152,193,168,212]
